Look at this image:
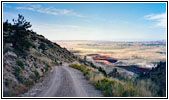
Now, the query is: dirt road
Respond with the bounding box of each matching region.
[22,63,103,97]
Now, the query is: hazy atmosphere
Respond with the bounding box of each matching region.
[3,3,166,41]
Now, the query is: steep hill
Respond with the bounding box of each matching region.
[3,14,76,96]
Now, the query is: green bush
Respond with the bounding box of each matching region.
[14,39,34,51]
[13,66,21,77]
[13,66,23,83]
[83,68,91,76]
[69,64,86,71]
[20,39,34,50]
[3,46,12,53]
[16,60,24,69]
[14,49,23,56]
[90,62,97,68]
[95,78,117,96]
[95,78,137,97]
[33,70,40,82]
[24,80,34,87]
[44,66,49,72]
[98,67,107,77]
[39,43,46,50]
[121,88,136,97]
[31,36,36,40]
[69,63,157,97]
[34,70,40,77]
[95,78,110,90]
[70,64,93,79]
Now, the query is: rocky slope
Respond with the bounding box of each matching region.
[139,62,166,97]
[3,15,76,96]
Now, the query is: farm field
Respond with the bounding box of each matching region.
[54,40,166,77]
[54,40,166,64]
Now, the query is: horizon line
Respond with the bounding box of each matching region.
[52,39,166,42]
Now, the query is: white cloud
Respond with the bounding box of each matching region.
[16,5,85,17]
[16,7,35,11]
[31,4,41,9]
[144,12,166,28]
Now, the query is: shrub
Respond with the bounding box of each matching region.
[10,14,33,51]
[83,68,91,76]
[70,64,93,79]
[33,70,40,82]
[4,79,10,87]
[14,49,23,56]
[24,80,34,87]
[98,67,107,77]
[121,88,136,97]
[20,39,34,50]
[90,62,97,68]
[12,14,32,30]
[44,66,49,72]
[3,46,12,53]
[69,63,157,97]
[31,36,36,40]
[95,78,120,96]
[95,78,137,97]
[16,60,24,69]
[14,39,34,51]
[13,66,21,77]
[43,39,53,48]
[39,43,46,50]
[13,66,23,83]
[69,64,86,72]
[107,68,130,81]
[34,70,40,78]
[95,78,110,90]
[134,79,155,97]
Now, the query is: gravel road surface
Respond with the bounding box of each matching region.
[21,63,103,97]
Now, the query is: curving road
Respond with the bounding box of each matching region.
[22,63,103,97]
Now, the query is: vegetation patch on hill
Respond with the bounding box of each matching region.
[3,14,76,96]
[69,63,166,97]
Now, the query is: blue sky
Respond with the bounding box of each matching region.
[3,3,166,41]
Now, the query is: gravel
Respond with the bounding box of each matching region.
[20,63,103,97]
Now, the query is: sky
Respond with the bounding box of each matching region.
[3,3,167,41]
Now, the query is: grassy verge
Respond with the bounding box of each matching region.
[69,63,156,97]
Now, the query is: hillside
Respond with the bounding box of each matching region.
[139,62,166,97]
[69,61,166,97]
[3,14,166,97]
[3,14,76,96]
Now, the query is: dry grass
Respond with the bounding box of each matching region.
[54,40,166,66]
[69,63,161,97]
[37,56,52,64]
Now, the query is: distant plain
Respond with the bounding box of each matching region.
[54,40,166,68]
